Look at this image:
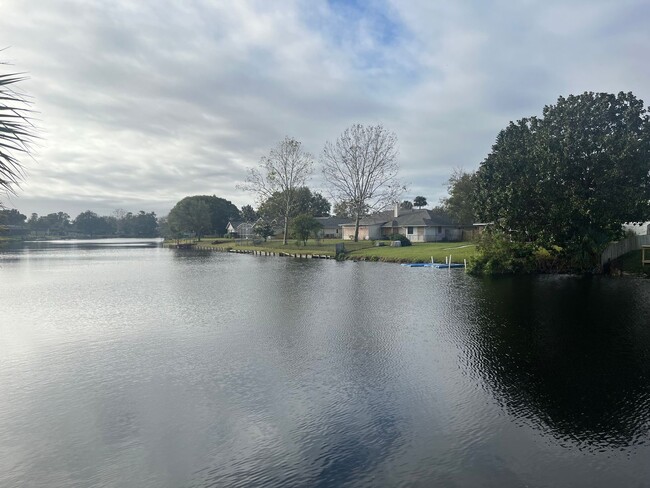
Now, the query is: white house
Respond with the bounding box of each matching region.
[340,204,465,242]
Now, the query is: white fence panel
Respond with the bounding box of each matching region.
[601,234,650,265]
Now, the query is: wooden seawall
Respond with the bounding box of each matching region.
[191,246,333,259]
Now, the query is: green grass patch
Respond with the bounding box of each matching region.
[348,242,477,263]
[168,237,478,263]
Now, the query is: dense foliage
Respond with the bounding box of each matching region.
[258,186,330,222]
[240,204,257,223]
[168,198,211,240]
[290,214,323,245]
[413,196,427,209]
[253,221,275,241]
[168,195,239,239]
[474,91,650,271]
[1,208,159,238]
[441,170,477,224]
[0,208,27,225]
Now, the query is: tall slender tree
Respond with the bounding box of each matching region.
[413,196,427,209]
[321,124,402,241]
[239,137,314,244]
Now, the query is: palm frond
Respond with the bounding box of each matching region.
[0,63,36,198]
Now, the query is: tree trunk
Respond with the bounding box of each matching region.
[283,216,289,245]
[354,212,360,242]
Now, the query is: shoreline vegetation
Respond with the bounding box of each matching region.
[165,237,478,264]
[162,237,649,277]
[3,235,647,276]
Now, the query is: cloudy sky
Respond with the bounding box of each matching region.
[2,0,649,218]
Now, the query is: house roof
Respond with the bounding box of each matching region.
[315,216,354,227]
[341,209,455,228]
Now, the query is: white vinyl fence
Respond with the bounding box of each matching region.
[601,234,650,266]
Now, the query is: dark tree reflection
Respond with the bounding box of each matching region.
[468,276,650,448]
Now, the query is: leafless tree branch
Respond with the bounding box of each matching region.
[321,124,403,241]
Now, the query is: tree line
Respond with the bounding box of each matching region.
[1,208,159,238]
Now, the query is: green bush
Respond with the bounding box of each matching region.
[468,231,537,275]
[469,231,570,275]
[386,233,412,247]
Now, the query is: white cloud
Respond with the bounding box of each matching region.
[2,0,649,217]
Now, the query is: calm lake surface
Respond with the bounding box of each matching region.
[1,239,650,487]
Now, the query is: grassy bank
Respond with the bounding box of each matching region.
[347,242,476,263]
[170,238,477,263]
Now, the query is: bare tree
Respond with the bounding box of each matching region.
[239,137,314,244]
[1,60,37,205]
[321,124,402,241]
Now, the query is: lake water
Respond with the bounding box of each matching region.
[1,239,650,487]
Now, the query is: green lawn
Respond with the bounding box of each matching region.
[348,242,477,263]
[170,237,477,263]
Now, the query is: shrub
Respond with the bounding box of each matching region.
[387,233,411,246]
[468,231,537,275]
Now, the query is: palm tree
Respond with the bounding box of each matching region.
[0,61,36,204]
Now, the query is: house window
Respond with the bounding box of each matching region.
[407,226,413,234]
[438,226,442,233]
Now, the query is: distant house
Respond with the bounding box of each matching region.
[226,219,284,239]
[340,204,467,242]
[225,221,255,239]
[315,216,352,238]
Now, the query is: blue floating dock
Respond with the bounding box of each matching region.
[401,262,465,269]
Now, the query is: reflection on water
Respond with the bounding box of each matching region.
[468,276,650,448]
[22,237,164,247]
[1,241,649,487]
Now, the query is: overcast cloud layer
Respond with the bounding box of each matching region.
[2,0,649,217]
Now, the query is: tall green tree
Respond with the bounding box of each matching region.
[258,187,330,222]
[476,91,650,268]
[168,198,211,240]
[168,195,239,237]
[441,170,477,224]
[38,212,72,234]
[413,196,427,209]
[0,208,27,225]
[253,221,275,241]
[333,200,368,219]
[400,200,413,210]
[128,211,158,237]
[290,214,323,245]
[74,211,114,237]
[240,204,257,223]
